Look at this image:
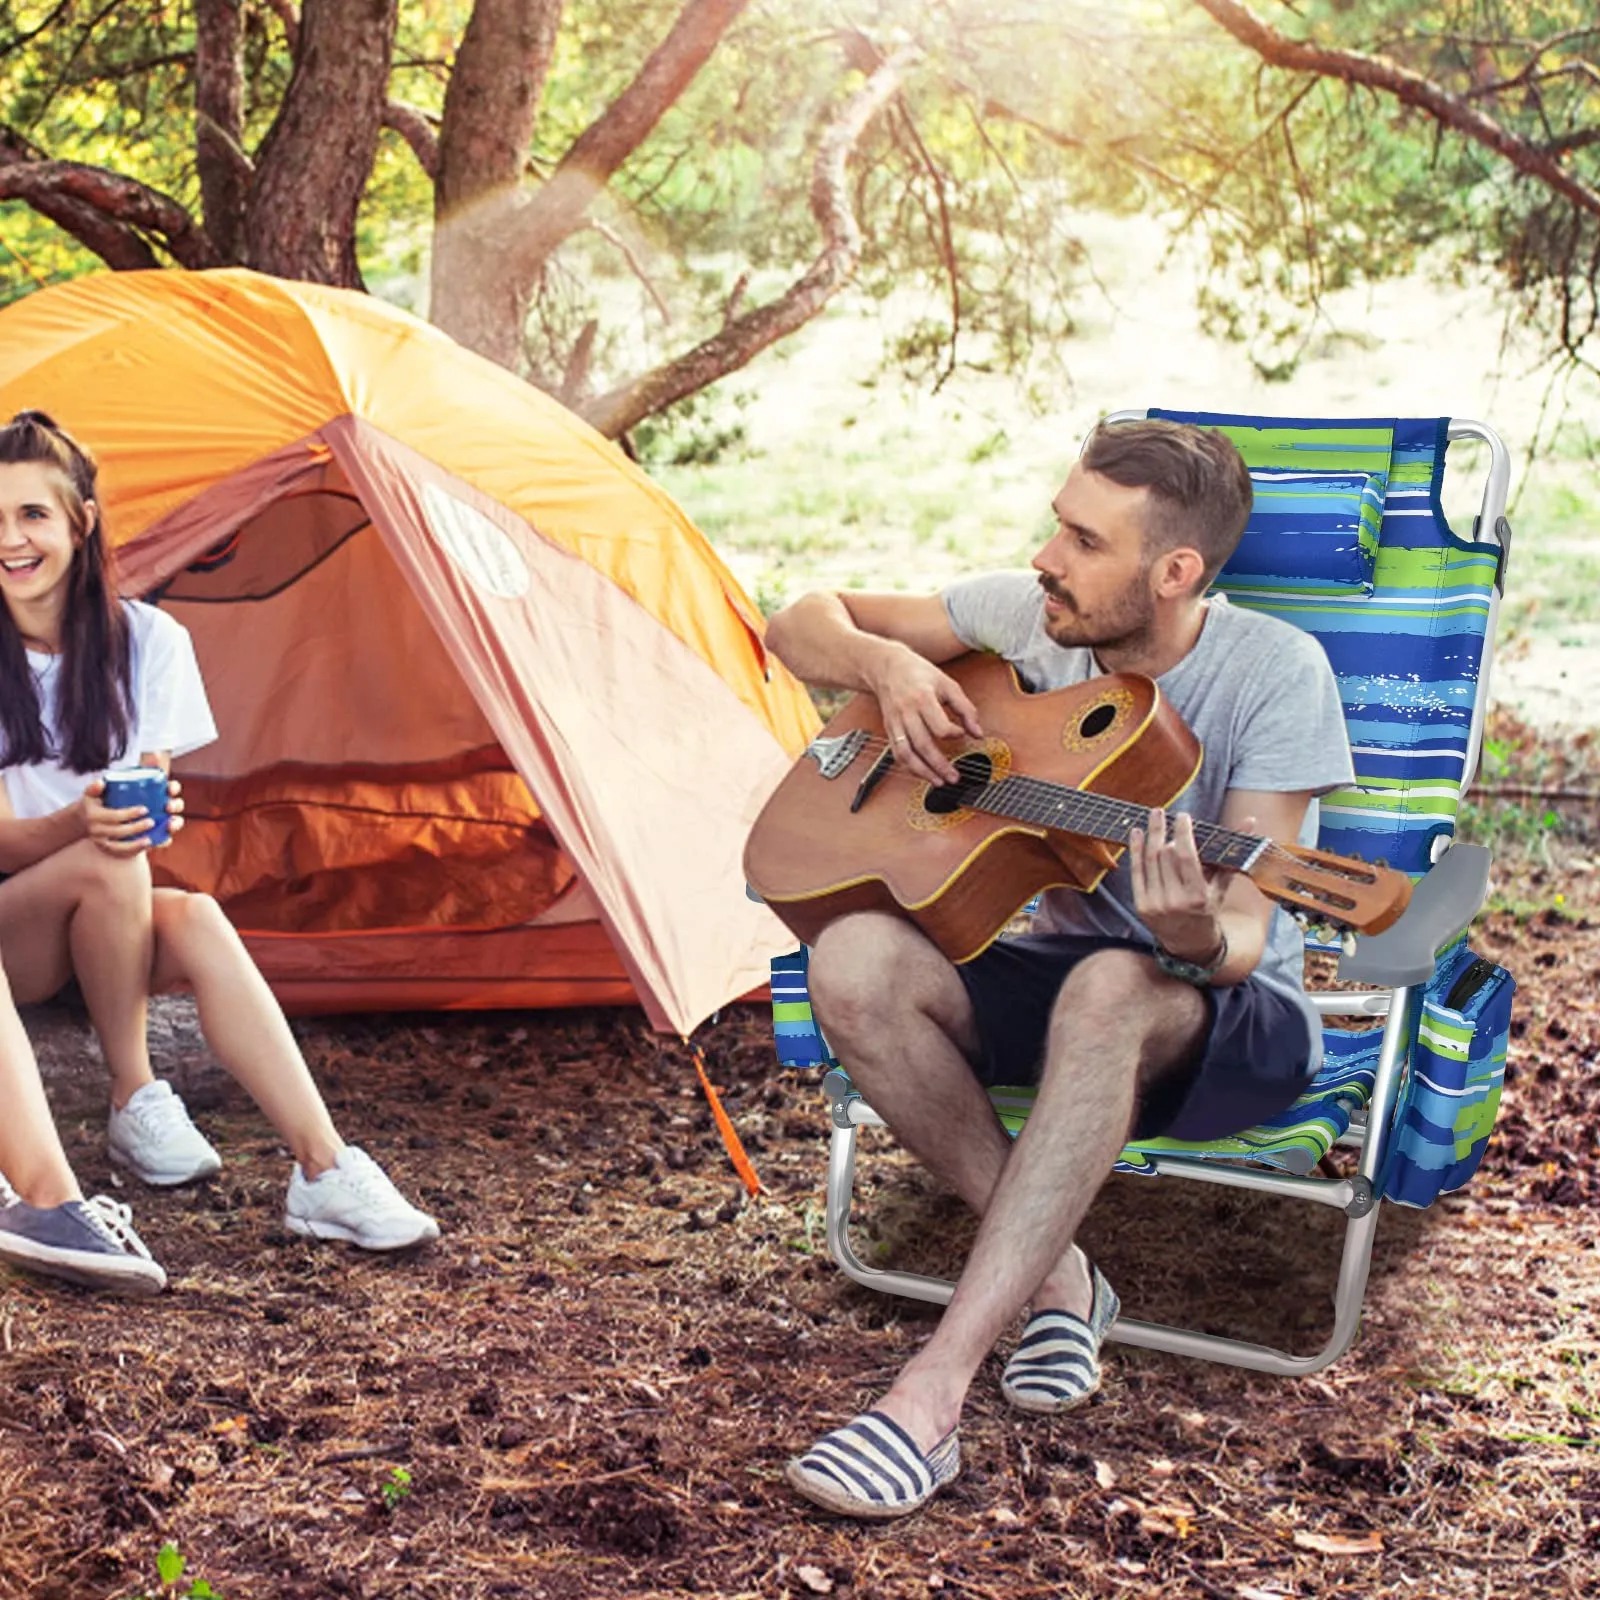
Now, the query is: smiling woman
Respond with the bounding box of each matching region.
[0,412,440,1297]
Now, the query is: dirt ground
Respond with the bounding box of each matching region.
[1,844,1596,1599]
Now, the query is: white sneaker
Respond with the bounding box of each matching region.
[108,1080,223,1187]
[284,1147,440,1251]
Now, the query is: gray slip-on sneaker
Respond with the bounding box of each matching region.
[0,1195,167,1295]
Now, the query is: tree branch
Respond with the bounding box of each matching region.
[585,220,672,321]
[891,100,960,390]
[1546,126,1600,157]
[0,156,217,269]
[59,49,194,84]
[0,2,73,62]
[383,100,439,180]
[508,0,749,282]
[1463,58,1600,102]
[1191,0,1600,223]
[579,48,913,440]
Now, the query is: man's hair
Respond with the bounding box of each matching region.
[1081,418,1252,590]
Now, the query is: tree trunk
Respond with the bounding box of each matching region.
[430,0,748,369]
[194,0,249,261]
[242,0,398,286]
[430,0,564,363]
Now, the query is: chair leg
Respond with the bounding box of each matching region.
[825,1123,954,1307]
[824,1119,1383,1373]
[1105,1203,1382,1376]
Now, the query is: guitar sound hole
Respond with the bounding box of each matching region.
[925,752,993,814]
[1078,703,1116,739]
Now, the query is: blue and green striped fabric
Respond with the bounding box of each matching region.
[1382,943,1514,1207]
[770,413,1509,1194]
[772,948,834,1066]
[1226,462,1389,596]
[1154,411,1496,881]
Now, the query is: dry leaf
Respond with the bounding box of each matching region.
[1293,1529,1384,1555]
[988,1507,1021,1526]
[795,1564,833,1594]
[1094,1459,1117,1490]
[1236,1587,1294,1600]
[210,1415,248,1435]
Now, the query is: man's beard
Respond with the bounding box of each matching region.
[1037,572,1155,653]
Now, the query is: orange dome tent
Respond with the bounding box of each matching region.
[0,269,818,1035]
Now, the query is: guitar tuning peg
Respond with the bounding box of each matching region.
[1341,930,1358,957]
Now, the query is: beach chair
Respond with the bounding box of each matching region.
[768,411,1518,1375]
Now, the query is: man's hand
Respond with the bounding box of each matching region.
[868,645,984,785]
[1128,807,1248,966]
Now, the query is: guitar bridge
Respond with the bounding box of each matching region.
[804,729,870,781]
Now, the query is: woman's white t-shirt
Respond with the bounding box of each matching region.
[2,601,218,820]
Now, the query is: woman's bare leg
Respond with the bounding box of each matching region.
[150,890,343,1177]
[0,958,82,1208]
[0,840,156,1106]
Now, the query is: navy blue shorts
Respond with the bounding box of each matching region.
[956,932,1317,1143]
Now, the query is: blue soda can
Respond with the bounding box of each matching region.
[103,767,171,846]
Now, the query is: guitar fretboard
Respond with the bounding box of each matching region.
[948,769,1265,871]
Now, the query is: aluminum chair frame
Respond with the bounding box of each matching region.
[812,417,1511,1376]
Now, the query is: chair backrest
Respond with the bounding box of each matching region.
[1146,410,1506,880]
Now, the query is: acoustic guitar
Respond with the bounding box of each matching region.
[743,652,1411,964]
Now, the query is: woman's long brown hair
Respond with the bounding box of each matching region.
[0,411,133,772]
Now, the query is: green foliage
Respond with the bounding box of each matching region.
[140,1541,222,1600]
[1145,0,1600,370]
[6,0,1600,412]
[379,1464,413,1512]
[155,1545,183,1588]
[631,388,751,467]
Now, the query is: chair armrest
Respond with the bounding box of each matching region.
[1336,843,1491,987]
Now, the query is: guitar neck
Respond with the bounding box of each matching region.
[970,773,1267,873]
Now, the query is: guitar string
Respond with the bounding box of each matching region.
[866,741,1311,871]
[833,729,1352,879]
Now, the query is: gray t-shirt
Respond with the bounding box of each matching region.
[941,574,1355,1004]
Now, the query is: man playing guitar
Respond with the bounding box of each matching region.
[764,417,1356,1520]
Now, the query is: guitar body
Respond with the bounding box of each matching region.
[744,654,1203,963]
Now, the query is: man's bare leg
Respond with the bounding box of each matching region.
[809,912,1011,1216]
[862,949,1208,1452]
[811,917,1114,1326]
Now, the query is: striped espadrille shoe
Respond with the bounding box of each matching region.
[786,1410,960,1520]
[1000,1262,1121,1414]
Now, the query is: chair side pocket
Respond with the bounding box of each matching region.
[1382,946,1516,1208]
